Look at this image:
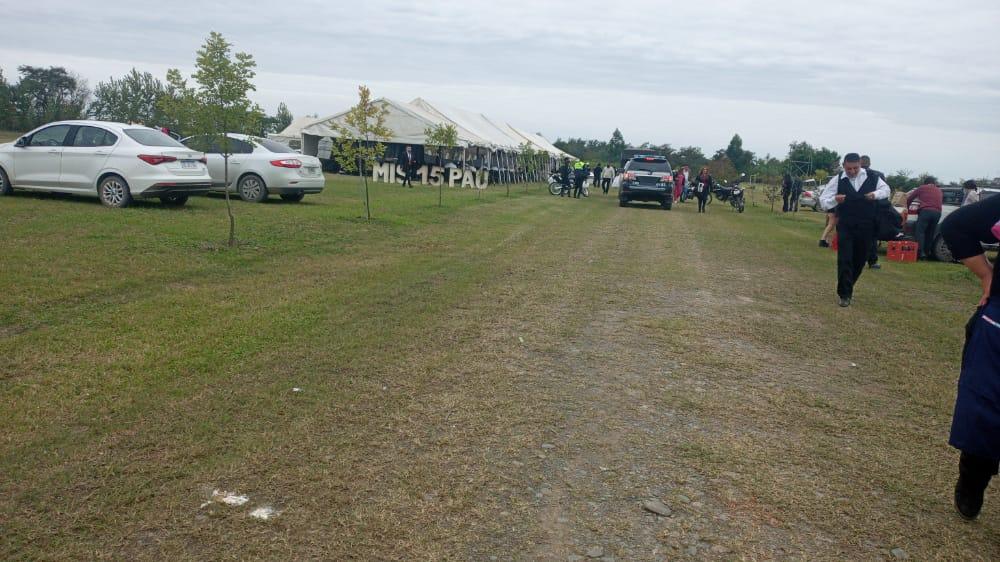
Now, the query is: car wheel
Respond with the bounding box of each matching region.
[160,194,189,206]
[932,235,954,262]
[619,199,628,207]
[238,174,267,202]
[0,167,12,195]
[661,198,672,210]
[280,192,305,202]
[98,175,133,208]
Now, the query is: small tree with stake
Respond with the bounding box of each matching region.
[424,123,458,207]
[162,32,263,247]
[330,86,392,221]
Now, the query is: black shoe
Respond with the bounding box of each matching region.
[869,263,881,270]
[839,297,851,307]
[955,478,985,520]
[819,240,830,248]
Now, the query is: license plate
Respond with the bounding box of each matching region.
[181,160,197,169]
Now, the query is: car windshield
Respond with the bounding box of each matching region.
[254,138,296,153]
[627,159,671,173]
[124,129,187,148]
[942,189,964,206]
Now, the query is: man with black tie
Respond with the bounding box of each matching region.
[400,145,418,188]
[819,153,891,307]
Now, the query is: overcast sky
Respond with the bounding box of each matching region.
[3,0,999,181]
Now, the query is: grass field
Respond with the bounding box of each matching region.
[1,177,997,559]
[0,131,22,144]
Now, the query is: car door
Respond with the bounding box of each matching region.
[221,138,252,189]
[59,126,117,192]
[12,124,72,189]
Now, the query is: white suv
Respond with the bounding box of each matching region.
[0,120,212,207]
[180,133,325,202]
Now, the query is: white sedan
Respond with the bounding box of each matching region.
[181,133,325,202]
[0,120,212,207]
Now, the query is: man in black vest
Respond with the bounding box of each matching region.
[819,153,891,307]
[401,145,419,188]
[862,155,888,269]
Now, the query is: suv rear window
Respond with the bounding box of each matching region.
[941,188,964,206]
[626,158,671,173]
[124,129,187,147]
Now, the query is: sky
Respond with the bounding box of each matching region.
[2,0,999,181]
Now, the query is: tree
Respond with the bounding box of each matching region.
[261,102,293,134]
[673,146,709,173]
[330,85,393,221]
[424,122,459,206]
[787,141,839,174]
[88,69,169,127]
[0,70,12,130]
[707,155,738,183]
[164,31,265,247]
[724,134,755,174]
[10,66,89,130]
[608,128,626,162]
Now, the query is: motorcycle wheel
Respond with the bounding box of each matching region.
[548,182,562,195]
[705,193,713,205]
[738,199,745,213]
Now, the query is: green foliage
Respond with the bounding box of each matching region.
[724,134,755,174]
[261,102,294,135]
[707,155,738,182]
[4,66,89,131]
[786,141,839,174]
[88,69,170,127]
[162,31,265,246]
[330,85,394,220]
[424,122,459,165]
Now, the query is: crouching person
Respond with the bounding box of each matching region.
[940,193,1000,520]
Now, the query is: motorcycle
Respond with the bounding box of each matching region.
[547,171,589,197]
[713,183,745,212]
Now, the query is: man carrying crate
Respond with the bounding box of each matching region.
[819,153,891,307]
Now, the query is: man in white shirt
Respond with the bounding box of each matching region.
[819,153,891,307]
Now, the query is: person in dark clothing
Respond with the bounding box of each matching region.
[594,164,603,191]
[400,145,419,188]
[693,167,713,213]
[782,173,793,212]
[940,194,1000,520]
[907,177,944,259]
[818,153,891,307]
[573,163,587,198]
[791,177,803,212]
[862,157,888,268]
[559,158,572,197]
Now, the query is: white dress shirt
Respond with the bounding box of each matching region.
[602,166,615,179]
[819,168,891,211]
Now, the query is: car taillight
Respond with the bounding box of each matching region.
[664,174,673,183]
[270,159,302,168]
[138,154,177,165]
[624,172,636,181]
[198,156,208,164]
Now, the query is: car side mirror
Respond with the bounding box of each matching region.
[14,137,27,148]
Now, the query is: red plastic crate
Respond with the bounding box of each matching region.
[887,240,918,262]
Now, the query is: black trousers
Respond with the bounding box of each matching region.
[868,237,879,266]
[782,190,791,212]
[601,178,611,193]
[959,451,999,493]
[915,209,942,258]
[836,220,875,298]
[401,168,414,187]
[573,179,584,198]
[697,194,708,213]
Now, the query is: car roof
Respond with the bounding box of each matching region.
[34,120,152,132]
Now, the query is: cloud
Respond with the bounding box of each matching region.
[2,0,998,180]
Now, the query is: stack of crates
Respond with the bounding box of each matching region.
[887,240,918,262]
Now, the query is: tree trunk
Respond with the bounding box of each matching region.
[224,153,236,247]
[361,158,371,221]
[438,146,443,207]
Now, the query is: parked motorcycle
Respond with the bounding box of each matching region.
[713,183,745,212]
[547,171,589,197]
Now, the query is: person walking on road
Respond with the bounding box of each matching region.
[694,166,713,213]
[601,163,615,194]
[906,177,944,260]
[819,153,890,307]
[401,145,419,188]
[940,194,1000,521]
